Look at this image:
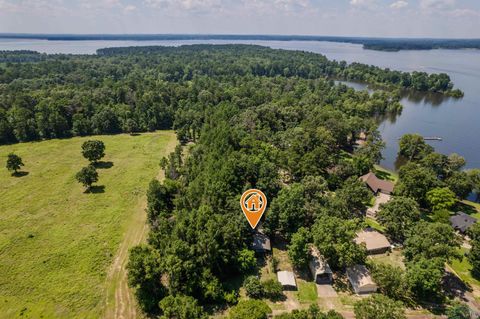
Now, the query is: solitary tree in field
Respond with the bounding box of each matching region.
[81,140,105,163]
[6,153,24,175]
[75,165,99,192]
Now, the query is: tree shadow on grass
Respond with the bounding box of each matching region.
[454,201,478,215]
[94,161,114,169]
[86,185,105,194]
[375,169,395,182]
[12,171,29,177]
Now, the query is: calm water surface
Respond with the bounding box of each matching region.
[1,38,479,171]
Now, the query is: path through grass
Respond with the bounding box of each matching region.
[0,131,176,318]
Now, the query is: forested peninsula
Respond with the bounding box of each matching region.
[0,45,463,144]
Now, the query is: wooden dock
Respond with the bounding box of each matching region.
[397,136,443,141]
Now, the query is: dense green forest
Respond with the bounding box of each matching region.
[0,45,461,143]
[0,45,464,144]
[1,45,475,317]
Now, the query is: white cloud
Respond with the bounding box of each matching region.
[420,0,455,10]
[0,0,19,12]
[390,1,408,9]
[123,4,137,12]
[144,0,222,11]
[0,0,71,15]
[80,0,122,10]
[350,0,375,8]
[242,0,311,14]
[144,0,311,15]
[448,8,480,18]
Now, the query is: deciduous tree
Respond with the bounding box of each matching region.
[75,165,99,192]
[377,196,420,242]
[403,221,460,263]
[406,257,444,301]
[81,140,105,163]
[398,134,433,162]
[354,294,406,319]
[426,187,457,211]
[396,162,441,205]
[6,153,24,174]
[228,300,271,319]
[288,227,312,270]
[244,276,264,299]
[159,295,206,319]
[370,263,410,302]
[312,216,365,269]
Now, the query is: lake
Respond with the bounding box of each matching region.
[1,38,479,172]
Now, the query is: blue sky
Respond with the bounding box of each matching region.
[0,0,479,37]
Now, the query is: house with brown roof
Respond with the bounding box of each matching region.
[309,246,333,284]
[360,172,395,195]
[354,229,391,255]
[346,265,377,294]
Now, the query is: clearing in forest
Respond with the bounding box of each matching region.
[0,131,177,319]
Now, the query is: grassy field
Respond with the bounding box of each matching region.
[0,131,177,318]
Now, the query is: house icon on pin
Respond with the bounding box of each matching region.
[245,193,262,211]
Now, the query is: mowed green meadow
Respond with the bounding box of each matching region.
[0,131,177,318]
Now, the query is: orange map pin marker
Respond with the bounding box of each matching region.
[240,189,268,229]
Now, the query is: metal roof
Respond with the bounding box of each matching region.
[277,271,296,288]
[450,212,477,233]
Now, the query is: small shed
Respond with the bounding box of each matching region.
[450,212,477,234]
[251,231,271,254]
[277,271,297,290]
[346,265,377,295]
[354,229,391,255]
[309,246,333,284]
[360,172,395,195]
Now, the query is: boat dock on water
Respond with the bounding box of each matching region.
[397,136,443,141]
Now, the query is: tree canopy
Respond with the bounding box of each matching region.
[6,153,24,174]
[377,196,420,243]
[353,294,406,319]
[0,45,461,145]
[81,140,106,163]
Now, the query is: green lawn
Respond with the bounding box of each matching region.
[456,200,480,219]
[449,248,480,287]
[0,131,176,318]
[369,250,406,270]
[374,165,398,183]
[294,281,317,303]
[365,217,385,232]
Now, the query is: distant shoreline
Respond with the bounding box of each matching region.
[1,33,480,52]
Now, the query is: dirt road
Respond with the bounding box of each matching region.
[103,135,177,319]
